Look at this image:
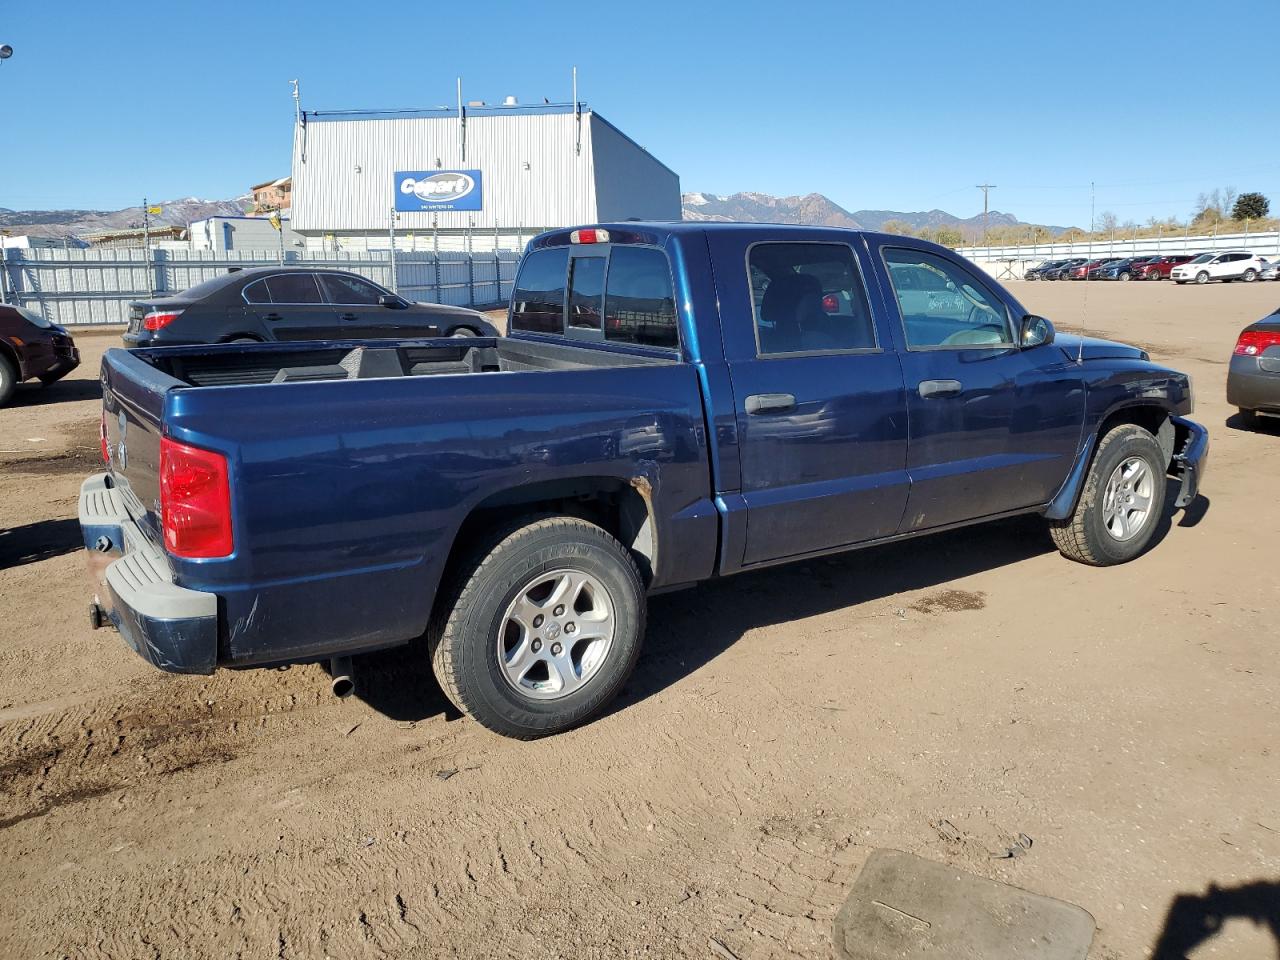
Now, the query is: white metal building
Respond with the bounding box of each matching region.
[189,215,303,253]
[290,102,680,252]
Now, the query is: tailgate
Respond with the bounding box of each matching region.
[101,347,181,542]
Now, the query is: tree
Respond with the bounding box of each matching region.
[1096,210,1118,234]
[880,219,915,236]
[1232,192,1270,220]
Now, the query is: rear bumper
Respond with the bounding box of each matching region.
[1227,356,1280,412]
[78,473,218,674]
[1170,416,1208,509]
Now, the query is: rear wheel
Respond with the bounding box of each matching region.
[429,515,646,738]
[1050,424,1167,566]
[0,354,16,407]
[1196,271,1210,284]
[1243,268,1258,282]
[449,327,479,338]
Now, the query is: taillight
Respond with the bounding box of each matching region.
[821,294,839,313]
[143,309,183,331]
[1234,329,1280,356]
[569,228,609,244]
[159,437,233,558]
[100,408,110,463]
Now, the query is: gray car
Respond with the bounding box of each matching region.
[1227,308,1280,425]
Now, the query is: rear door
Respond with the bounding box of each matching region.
[242,273,341,341]
[872,241,1084,532]
[707,229,910,565]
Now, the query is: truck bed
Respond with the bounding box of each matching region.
[97,335,717,671]
[137,336,675,389]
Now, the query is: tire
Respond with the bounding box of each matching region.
[1119,271,1131,281]
[1049,424,1167,566]
[1238,408,1258,427]
[0,354,16,407]
[449,327,479,338]
[429,515,646,738]
[226,336,260,343]
[1242,268,1258,282]
[1196,271,1210,284]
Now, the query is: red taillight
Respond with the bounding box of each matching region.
[1234,329,1280,356]
[143,309,183,331]
[100,409,110,463]
[821,294,839,313]
[569,228,609,245]
[160,437,233,558]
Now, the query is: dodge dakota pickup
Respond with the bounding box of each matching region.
[79,223,1208,738]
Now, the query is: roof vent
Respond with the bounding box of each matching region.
[503,95,518,106]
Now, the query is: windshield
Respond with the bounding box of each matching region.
[15,306,53,329]
[1189,254,1213,264]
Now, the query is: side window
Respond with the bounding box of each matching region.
[511,247,569,334]
[243,279,270,304]
[883,248,1013,349]
[321,273,384,305]
[747,242,876,356]
[264,273,323,304]
[603,246,678,349]
[567,256,606,330]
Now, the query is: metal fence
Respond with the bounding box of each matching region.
[957,228,1280,265]
[0,247,524,325]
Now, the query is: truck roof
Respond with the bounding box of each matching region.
[533,220,938,248]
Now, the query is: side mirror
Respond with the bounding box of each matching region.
[378,294,408,309]
[1019,314,1054,348]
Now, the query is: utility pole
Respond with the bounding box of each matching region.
[976,183,996,247]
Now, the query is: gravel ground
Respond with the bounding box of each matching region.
[1,282,1277,959]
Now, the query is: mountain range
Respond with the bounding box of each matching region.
[1,197,250,238]
[682,191,1067,237]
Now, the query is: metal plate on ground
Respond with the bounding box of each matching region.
[834,850,1095,960]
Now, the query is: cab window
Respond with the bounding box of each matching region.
[747,242,876,355]
[883,248,1013,349]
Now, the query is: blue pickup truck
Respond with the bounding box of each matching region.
[79,223,1207,738]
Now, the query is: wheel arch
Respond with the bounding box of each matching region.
[0,338,22,380]
[1045,402,1175,520]
[435,475,658,618]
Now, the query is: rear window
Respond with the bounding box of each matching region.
[603,247,677,350]
[265,273,324,304]
[511,244,679,350]
[511,247,569,334]
[179,273,241,300]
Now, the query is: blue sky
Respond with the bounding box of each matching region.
[2,0,1277,226]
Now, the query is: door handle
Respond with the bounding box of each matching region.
[918,379,963,399]
[745,393,796,414]
[263,313,283,321]
[339,312,358,321]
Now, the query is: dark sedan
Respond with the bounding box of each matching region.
[124,267,498,347]
[1228,308,1280,426]
[0,304,80,406]
[1025,259,1067,280]
[1096,257,1153,281]
[1042,258,1088,280]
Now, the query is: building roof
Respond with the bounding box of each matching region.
[251,176,292,191]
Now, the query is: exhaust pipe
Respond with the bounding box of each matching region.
[330,656,355,699]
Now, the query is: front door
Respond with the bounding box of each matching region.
[318,273,419,338]
[243,273,341,341]
[709,231,910,566]
[872,243,1085,533]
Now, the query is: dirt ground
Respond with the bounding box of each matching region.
[1,282,1277,960]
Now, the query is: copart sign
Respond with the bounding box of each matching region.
[394,170,483,212]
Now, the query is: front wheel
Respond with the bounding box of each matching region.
[0,354,16,406]
[429,515,645,738]
[1119,271,1131,281]
[1196,271,1210,284]
[1242,268,1258,282]
[1050,424,1167,566]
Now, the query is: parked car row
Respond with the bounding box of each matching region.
[1025,252,1273,284]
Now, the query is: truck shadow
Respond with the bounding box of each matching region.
[0,518,83,569]
[356,491,1209,725]
[1150,880,1280,958]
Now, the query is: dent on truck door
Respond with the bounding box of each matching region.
[709,233,910,566]
[878,245,1085,531]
